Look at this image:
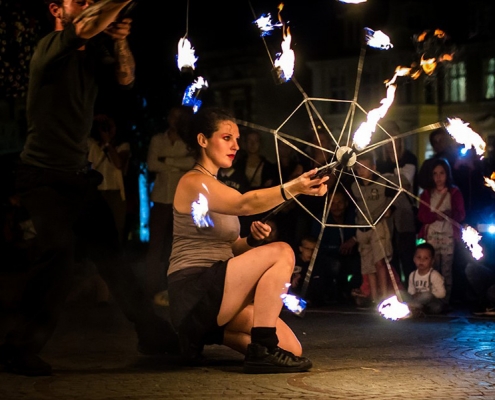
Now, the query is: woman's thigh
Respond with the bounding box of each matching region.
[220,242,294,321]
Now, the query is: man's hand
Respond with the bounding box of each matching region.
[104,18,132,40]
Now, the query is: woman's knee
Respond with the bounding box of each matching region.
[267,241,295,264]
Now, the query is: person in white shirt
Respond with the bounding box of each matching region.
[88,113,131,245]
[407,242,446,315]
[145,105,195,304]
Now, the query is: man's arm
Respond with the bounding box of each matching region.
[113,33,135,86]
[73,0,133,39]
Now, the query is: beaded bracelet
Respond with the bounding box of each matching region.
[280,184,289,201]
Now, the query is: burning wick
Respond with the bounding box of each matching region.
[177,37,198,72]
[364,27,393,50]
[378,295,410,321]
[182,76,209,113]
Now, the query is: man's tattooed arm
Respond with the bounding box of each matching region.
[114,39,136,86]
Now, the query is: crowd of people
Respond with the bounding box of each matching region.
[1,0,495,380]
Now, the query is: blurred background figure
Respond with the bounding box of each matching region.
[310,190,361,305]
[145,105,194,305]
[235,129,278,236]
[88,113,131,246]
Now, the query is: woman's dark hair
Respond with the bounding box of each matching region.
[426,157,454,189]
[184,107,236,159]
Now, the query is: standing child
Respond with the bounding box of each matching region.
[351,151,394,305]
[417,157,465,305]
[406,242,446,315]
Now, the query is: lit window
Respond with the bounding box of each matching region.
[444,62,466,103]
[484,58,495,99]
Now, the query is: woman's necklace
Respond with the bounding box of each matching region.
[194,162,217,179]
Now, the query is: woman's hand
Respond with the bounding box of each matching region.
[283,168,330,198]
[250,220,271,241]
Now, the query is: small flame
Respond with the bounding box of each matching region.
[191,191,214,228]
[254,13,282,36]
[338,0,367,3]
[281,293,307,315]
[352,84,397,150]
[462,225,484,260]
[364,27,393,50]
[378,295,410,321]
[484,176,495,192]
[177,37,198,71]
[444,117,486,157]
[273,3,295,83]
[385,29,454,86]
[182,76,209,113]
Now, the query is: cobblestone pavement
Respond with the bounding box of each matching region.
[1,299,495,400]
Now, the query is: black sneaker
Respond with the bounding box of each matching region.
[243,343,312,374]
[0,345,52,376]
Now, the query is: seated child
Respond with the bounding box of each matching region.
[406,242,446,315]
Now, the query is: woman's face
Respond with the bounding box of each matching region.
[204,120,240,169]
[433,164,447,189]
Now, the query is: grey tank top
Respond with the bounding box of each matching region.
[168,207,240,275]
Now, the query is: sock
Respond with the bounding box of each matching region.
[251,327,278,350]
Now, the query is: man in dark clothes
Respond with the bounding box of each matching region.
[0,0,178,377]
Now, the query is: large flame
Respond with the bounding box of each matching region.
[352,84,397,150]
[177,37,198,71]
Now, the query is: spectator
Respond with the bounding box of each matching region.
[417,157,465,305]
[351,151,394,305]
[309,190,361,304]
[145,105,194,304]
[88,113,131,245]
[290,235,318,298]
[418,127,459,190]
[405,242,446,316]
[465,261,495,316]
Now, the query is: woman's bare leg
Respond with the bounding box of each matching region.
[217,241,295,328]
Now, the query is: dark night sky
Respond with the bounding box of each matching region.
[11,0,495,127]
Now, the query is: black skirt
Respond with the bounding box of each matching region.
[167,260,229,348]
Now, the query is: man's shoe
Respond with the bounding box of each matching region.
[0,345,52,376]
[243,343,312,374]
